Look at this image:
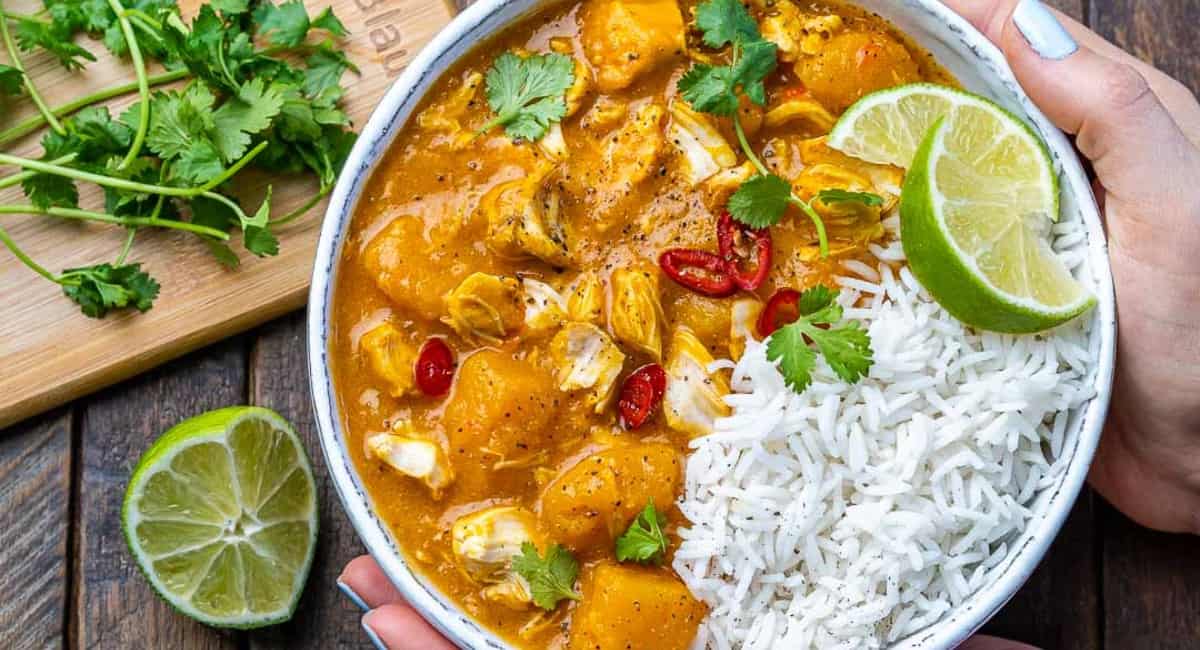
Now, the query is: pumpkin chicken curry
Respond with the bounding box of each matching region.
[331,0,952,647]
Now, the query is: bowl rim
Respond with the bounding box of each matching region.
[306,1,1117,648]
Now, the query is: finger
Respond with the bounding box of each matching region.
[363,604,458,650]
[942,0,1200,143]
[940,0,1200,209]
[339,554,404,609]
[956,636,1042,650]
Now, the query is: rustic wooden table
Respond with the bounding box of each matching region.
[3,0,1199,648]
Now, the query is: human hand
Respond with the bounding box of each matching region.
[943,0,1200,535]
[339,554,457,650]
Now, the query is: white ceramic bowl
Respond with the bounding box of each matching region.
[307,1,1117,647]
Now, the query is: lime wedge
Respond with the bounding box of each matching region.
[827,83,1094,333]
[122,406,318,629]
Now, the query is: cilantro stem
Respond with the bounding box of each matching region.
[0,154,76,190]
[270,183,331,226]
[0,141,267,198]
[790,196,830,258]
[733,116,770,178]
[0,0,65,136]
[0,68,189,147]
[1,10,48,25]
[105,0,151,169]
[0,204,231,239]
[115,227,136,265]
[0,222,60,283]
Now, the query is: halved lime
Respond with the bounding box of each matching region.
[122,406,318,629]
[828,83,1094,333]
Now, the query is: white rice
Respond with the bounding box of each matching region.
[674,215,1097,649]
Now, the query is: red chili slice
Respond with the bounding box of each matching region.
[414,337,456,397]
[757,289,802,337]
[659,249,738,297]
[717,211,772,291]
[618,363,668,430]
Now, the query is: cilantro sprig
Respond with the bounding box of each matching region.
[0,0,357,318]
[765,286,874,392]
[511,542,582,610]
[680,0,883,257]
[479,51,575,142]
[615,500,670,564]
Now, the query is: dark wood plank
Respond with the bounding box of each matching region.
[0,409,72,650]
[246,313,367,649]
[1101,502,1200,649]
[1090,0,1200,94]
[73,340,247,649]
[981,491,1100,648]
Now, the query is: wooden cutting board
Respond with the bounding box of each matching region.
[0,0,457,428]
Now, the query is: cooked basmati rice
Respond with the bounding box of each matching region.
[674,215,1097,649]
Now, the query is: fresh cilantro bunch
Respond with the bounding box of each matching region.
[615,500,669,564]
[679,0,882,257]
[765,286,874,392]
[480,51,575,142]
[511,542,582,610]
[0,0,357,318]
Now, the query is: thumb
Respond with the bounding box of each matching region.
[942,0,1200,209]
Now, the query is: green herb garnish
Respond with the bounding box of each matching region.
[766,286,873,392]
[0,0,358,318]
[680,0,885,257]
[479,51,575,142]
[615,500,669,564]
[815,188,884,206]
[511,542,582,610]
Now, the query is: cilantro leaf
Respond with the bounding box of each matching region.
[678,63,738,116]
[695,0,761,48]
[615,500,669,564]
[310,7,347,37]
[511,543,581,611]
[0,64,23,95]
[252,0,311,46]
[728,173,791,228]
[731,39,777,106]
[766,286,874,392]
[303,44,356,97]
[23,172,79,209]
[212,78,285,161]
[815,189,884,207]
[14,18,97,70]
[482,51,574,141]
[60,262,160,318]
[211,0,250,14]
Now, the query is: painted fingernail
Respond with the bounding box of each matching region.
[1013,0,1078,60]
[362,615,388,650]
[337,579,369,611]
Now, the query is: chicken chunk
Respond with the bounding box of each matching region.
[522,278,568,335]
[365,424,454,497]
[667,100,738,186]
[608,267,666,359]
[764,96,837,133]
[442,272,524,343]
[567,272,605,324]
[549,37,593,118]
[442,350,561,475]
[729,297,763,361]
[794,30,921,112]
[479,162,573,267]
[663,327,731,438]
[359,323,418,398]
[538,443,680,551]
[606,102,667,188]
[452,506,540,610]
[416,71,483,150]
[580,0,685,92]
[550,322,626,412]
[567,563,705,650]
[760,1,845,62]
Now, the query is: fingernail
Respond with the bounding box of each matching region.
[362,614,388,650]
[337,579,369,611]
[1013,0,1078,60]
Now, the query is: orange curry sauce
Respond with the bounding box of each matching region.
[330,1,953,647]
